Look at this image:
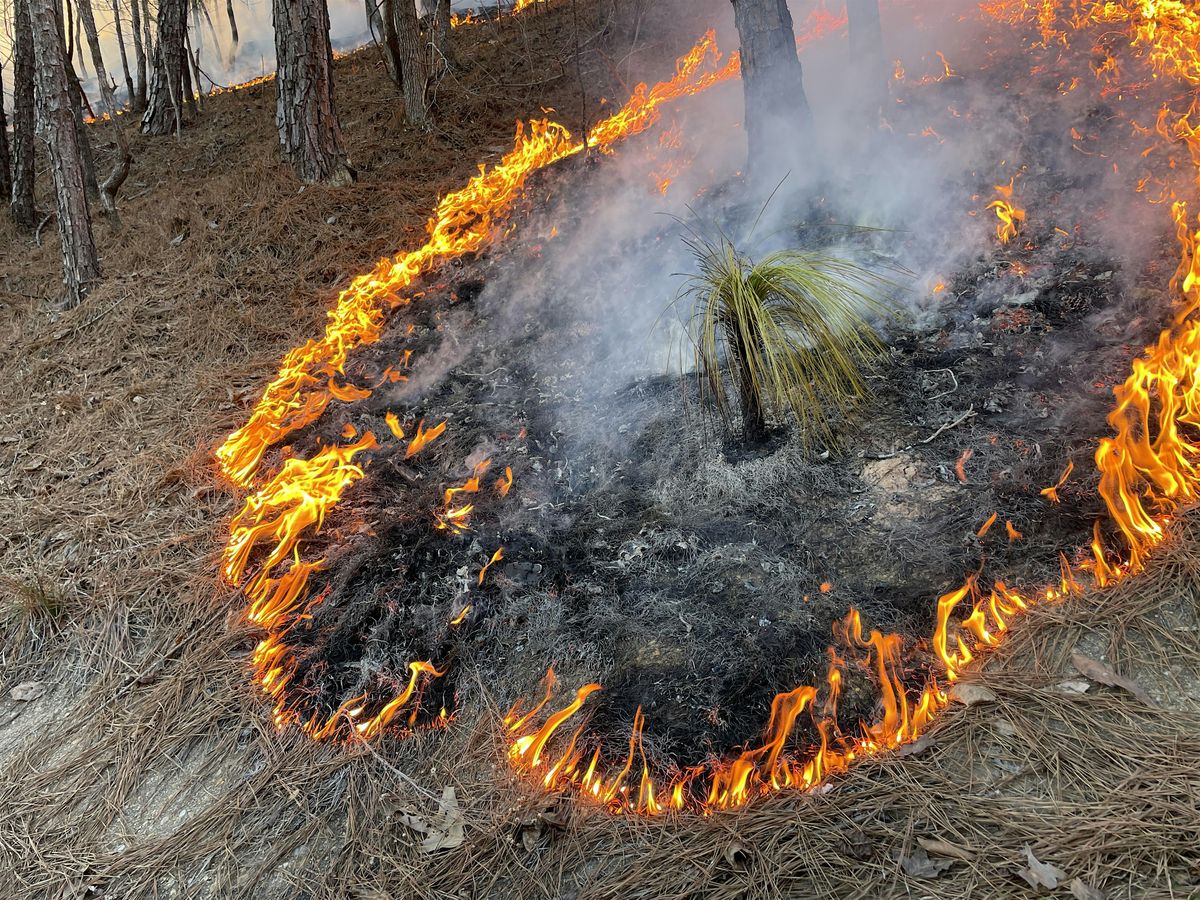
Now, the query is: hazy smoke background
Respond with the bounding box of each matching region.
[0,0,482,108]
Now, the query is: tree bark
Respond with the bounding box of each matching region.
[29,0,101,305]
[394,0,429,127]
[273,0,355,185]
[61,23,99,198]
[226,0,240,57]
[140,0,154,64]
[78,0,133,217]
[732,326,768,444]
[432,0,452,71]
[110,0,137,106]
[11,0,38,226]
[847,0,886,111]
[374,0,404,88]
[128,0,148,110]
[141,0,188,135]
[183,25,201,115]
[0,62,12,208]
[729,0,814,184]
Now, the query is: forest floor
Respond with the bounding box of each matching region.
[1,2,1198,899]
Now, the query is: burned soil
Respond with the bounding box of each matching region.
[260,149,1171,775]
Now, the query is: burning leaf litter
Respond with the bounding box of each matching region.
[211,0,1200,820]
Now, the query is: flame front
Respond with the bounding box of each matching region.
[217,1,1200,814]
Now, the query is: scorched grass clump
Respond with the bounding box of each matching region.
[681,231,893,445]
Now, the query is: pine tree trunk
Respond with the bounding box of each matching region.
[182,26,201,115]
[374,0,404,88]
[11,0,38,226]
[226,0,240,56]
[110,0,137,106]
[273,0,355,185]
[141,0,188,135]
[78,0,132,216]
[0,62,12,207]
[730,0,814,183]
[128,0,148,110]
[731,321,768,444]
[29,0,101,306]
[432,0,453,72]
[394,0,429,127]
[847,0,886,110]
[62,36,99,198]
[140,0,154,64]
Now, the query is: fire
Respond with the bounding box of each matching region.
[479,547,505,585]
[216,0,1200,817]
[405,419,446,458]
[503,0,1200,815]
[216,30,757,753]
[222,433,377,584]
[214,29,750,490]
[435,458,492,533]
[988,177,1027,244]
[496,466,514,496]
[506,606,948,813]
[1040,460,1074,503]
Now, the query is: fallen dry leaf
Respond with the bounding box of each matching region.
[1069,878,1107,900]
[10,681,45,701]
[1018,845,1067,891]
[1054,679,1091,695]
[1071,652,1157,707]
[419,786,465,853]
[724,841,750,869]
[395,786,465,853]
[900,846,954,879]
[949,682,998,706]
[900,733,935,757]
[918,836,976,862]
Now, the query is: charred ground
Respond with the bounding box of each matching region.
[265,103,1172,772]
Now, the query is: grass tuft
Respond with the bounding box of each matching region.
[679,230,894,445]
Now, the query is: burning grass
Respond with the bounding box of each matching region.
[209,0,1194,819]
[2,0,1200,896]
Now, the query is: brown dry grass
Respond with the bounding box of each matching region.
[1,2,1198,898]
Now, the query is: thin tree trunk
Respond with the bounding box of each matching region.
[183,25,202,114]
[847,0,886,111]
[111,0,137,106]
[63,50,99,198]
[226,0,240,57]
[65,0,76,70]
[180,30,197,116]
[375,0,404,87]
[141,0,154,62]
[393,0,429,127]
[729,0,814,184]
[432,0,452,70]
[78,0,133,218]
[0,62,12,207]
[11,0,38,226]
[273,0,355,185]
[128,0,148,110]
[29,0,101,306]
[142,0,188,135]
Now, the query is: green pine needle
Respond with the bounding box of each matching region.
[680,232,893,445]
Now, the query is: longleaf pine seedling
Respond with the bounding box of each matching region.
[681,231,893,445]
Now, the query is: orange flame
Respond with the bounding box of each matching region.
[988,177,1027,244]
[405,420,447,458]
[218,3,1200,816]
